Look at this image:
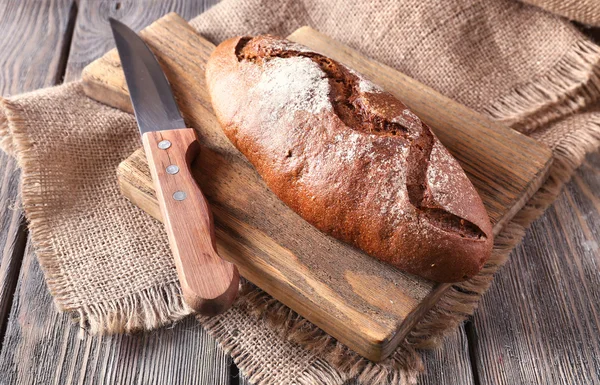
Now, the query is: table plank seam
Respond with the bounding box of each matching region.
[53,1,79,85]
[0,219,27,352]
[465,319,482,385]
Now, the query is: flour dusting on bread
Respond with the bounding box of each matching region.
[426,141,476,220]
[253,56,332,122]
[348,68,383,94]
[391,109,423,140]
[266,39,315,54]
[358,78,384,94]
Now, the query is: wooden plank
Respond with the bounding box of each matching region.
[0,2,232,385]
[471,150,600,384]
[0,241,231,385]
[81,13,552,361]
[0,0,75,95]
[65,0,219,81]
[0,0,75,343]
[418,327,476,385]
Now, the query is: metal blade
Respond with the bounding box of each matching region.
[109,18,185,134]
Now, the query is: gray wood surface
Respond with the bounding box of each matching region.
[0,1,598,385]
[65,0,219,80]
[0,0,75,344]
[419,327,476,385]
[0,0,75,95]
[472,151,600,385]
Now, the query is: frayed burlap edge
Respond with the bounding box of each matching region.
[485,38,600,133]
[76,282,192,335]
[197,39,600,384]
[0,95,193,335]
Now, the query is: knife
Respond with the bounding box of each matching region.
[109,18,239,316]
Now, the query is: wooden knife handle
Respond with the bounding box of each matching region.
[142,128,239,316]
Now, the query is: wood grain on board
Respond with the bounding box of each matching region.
[81,13,553,361]
[471,151,600,385]
[0,0,75,342]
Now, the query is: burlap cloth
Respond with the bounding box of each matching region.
[521,0,600,26]
[1,0,600,384]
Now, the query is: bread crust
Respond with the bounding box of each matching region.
[206,35,493,282]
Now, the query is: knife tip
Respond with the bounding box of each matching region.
[108,17,122,28]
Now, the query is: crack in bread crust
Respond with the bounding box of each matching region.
[236,36,486,240]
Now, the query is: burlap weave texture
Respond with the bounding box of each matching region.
[522,0,600,26]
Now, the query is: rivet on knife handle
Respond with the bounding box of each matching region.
[143,128,239,315]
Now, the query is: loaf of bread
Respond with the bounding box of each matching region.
[206,35,493,282]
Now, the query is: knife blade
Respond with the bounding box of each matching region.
[109,18,239,316]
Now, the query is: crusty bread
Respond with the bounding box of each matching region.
[206,35,493,282]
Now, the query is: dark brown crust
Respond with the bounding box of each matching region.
[206,35,494,282]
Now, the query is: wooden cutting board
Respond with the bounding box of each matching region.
[81,13,553,361]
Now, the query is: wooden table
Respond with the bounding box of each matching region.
[0,1,598,384]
